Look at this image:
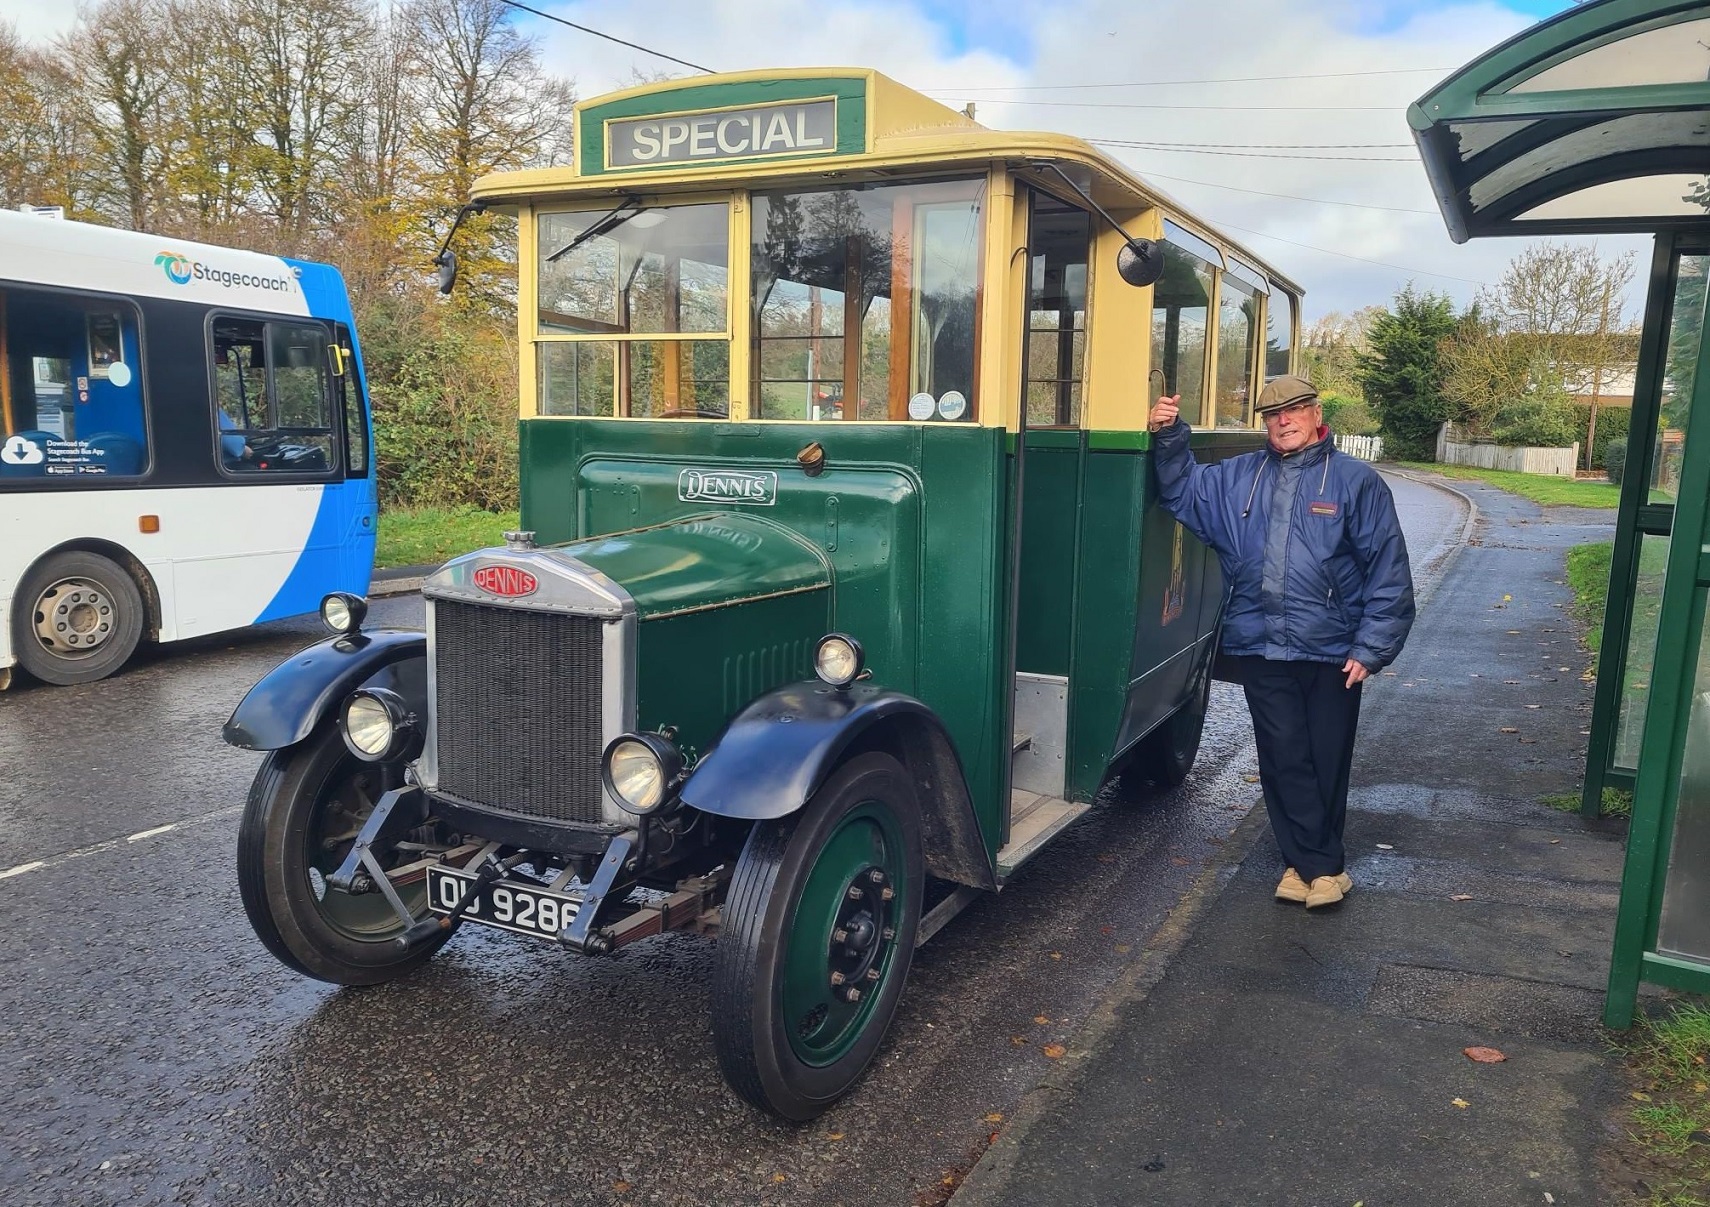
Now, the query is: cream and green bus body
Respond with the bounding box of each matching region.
[227,67,1301,1121]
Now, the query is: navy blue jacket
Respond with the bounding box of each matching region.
[1152,421,1415,671]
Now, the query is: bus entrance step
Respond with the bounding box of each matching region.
[996,791,1089,879]
[1012,732,1033,755]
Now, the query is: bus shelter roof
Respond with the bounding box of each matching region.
[1409,0,1710,243]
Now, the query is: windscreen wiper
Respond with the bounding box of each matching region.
[545,198,643,263]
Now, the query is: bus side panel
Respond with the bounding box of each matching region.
[519,417,1012,854]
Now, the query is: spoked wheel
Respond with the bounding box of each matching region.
[712,752,924,1121]
[14,551,145,685]
[1128,664,1212,788]
[237,724,449,985]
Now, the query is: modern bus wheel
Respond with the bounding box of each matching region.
[712,752,924,1122]
[1129,667,1212,788]
[14,551,145,685]
[237,724,448,985]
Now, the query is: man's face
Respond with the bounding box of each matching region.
[1263,401,1323,453]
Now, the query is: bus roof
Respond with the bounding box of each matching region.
[471,67,1304,296]
[0,209,330,316]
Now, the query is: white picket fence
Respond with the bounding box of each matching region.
[1335,434,1384,462]
[1435,423,1578,477]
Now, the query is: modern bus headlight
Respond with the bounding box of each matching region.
[601,733,685,816]
[320,592,368,635]
[814,633,865,688]
[339,687,418,762]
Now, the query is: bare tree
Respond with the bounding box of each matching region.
[62,0,179,229]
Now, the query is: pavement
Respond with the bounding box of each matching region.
[953,473,1630,1207]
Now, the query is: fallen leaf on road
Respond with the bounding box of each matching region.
[1525,704,1542,709]
[1115,944,1132,954]
[1034,1015,1051,1025]
[1243,775,1261,783]
[1043,1044,1067,1059]
[613,1182,632,1194]
[1100,925,1114,936]
[1631,1091,1652,1101]
[773,1173,788,1183]
[1550,839,1561,844]
[1451,1098,1470,1109]
[1463,1046,1507,1063]
[827,1132,845,1141]
[1376,843,1394,850]
[984,1113,1003,1124]
[1451,894,1474,902]
[1500,727,1519,734]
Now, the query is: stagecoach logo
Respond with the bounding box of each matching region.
[154,251,193,285]
[677,468,778,507]
[472,564,540,597]
[153,248,296,293]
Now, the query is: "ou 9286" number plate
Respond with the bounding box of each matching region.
[426,865,580,940]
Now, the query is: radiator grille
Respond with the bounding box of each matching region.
[432,599,607,825]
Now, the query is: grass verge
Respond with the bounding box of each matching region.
[376,505,520,569]
[1568,542,1614,653]
[1539,787,1633,818]
[1394,460,1623,509]
[1620,999,1710,1206]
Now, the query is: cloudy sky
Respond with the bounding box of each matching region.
[0,0,1651,322]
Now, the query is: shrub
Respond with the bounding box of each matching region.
[1570,403,1630,469]
[1606,438,1628,486]
[1320,392,1380,436]
[1356,286,1458,461]
[1491,393,1579,448]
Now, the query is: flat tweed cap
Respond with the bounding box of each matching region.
[1255,374,1319,415]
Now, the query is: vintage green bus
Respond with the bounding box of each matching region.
[224,68,1302,1121]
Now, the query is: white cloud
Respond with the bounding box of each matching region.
[0,0,75,42]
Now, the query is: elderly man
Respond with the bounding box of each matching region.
[1148,375,1415,909]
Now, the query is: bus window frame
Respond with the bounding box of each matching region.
[1264,284,1300,380]
[206,310,344,482]
[333,321,370,480]
[0,280,154,486]
[1019,185,1094,431]
[533,192,736,420]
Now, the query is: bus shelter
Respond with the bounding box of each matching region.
[1410,0,1710,1023]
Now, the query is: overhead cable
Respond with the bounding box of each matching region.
[496,0,713,73]
[1091,140,1416,162]
[1213,219,1491,287]
[1118,166,1440,215]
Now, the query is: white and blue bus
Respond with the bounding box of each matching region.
[0,210,377,687]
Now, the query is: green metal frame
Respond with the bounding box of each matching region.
[1582,234,1683,813]
[1605,254,1710,1025]
[1408,0,1710,243]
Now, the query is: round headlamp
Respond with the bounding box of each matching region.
[339,687,417,762]
[813,633,865,688]
[320,592,368,635]
[601,732,685,816]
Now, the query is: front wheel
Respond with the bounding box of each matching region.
[712,752,924,1121]
[236,724,448,985]
[13,550,145,685]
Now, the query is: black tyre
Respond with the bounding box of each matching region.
[13,551,145,685]
[712,752,924,1122]
[1127,664,1212,788]
[237,724,448,985]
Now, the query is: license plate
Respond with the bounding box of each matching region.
[427,865,580,941]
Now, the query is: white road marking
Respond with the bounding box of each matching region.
[0,806,242,882]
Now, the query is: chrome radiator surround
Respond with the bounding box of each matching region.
[418,546,637,828]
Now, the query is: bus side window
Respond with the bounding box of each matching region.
[211,317,337,476]
[0,284,148,481]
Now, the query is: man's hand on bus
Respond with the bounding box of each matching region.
[1149,395,1181,432]
[1343,658,1371,689]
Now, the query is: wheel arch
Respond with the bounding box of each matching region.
[678,683,996,891]
[223,629,426,751]
[17,538,162,644]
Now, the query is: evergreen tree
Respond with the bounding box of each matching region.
[1356,285,1458,461]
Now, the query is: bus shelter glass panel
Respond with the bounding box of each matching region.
[536,202,731,419]
[1657,593,1710,966]
[1151,242,1214,425]
[1612,255,1710,768]
[1265,287,1295,378]
[1024,194,1091,428]
[750,178,985,422]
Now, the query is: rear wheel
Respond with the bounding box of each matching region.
[13,551,145,685]
[237,724,448,985]
[712,752,923,1121]
[1127,664,1212,788]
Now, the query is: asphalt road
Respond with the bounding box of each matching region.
[0,473,1467,1207]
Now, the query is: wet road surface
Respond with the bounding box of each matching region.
[0,474,1465,1207]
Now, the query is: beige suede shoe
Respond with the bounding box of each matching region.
[1305,872,1354,909]
[1275,868,1310,903]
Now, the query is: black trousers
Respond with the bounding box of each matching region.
[1231,656,1364,884]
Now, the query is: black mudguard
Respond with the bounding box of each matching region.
[679,682,996,890]
[222,630,427,751]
